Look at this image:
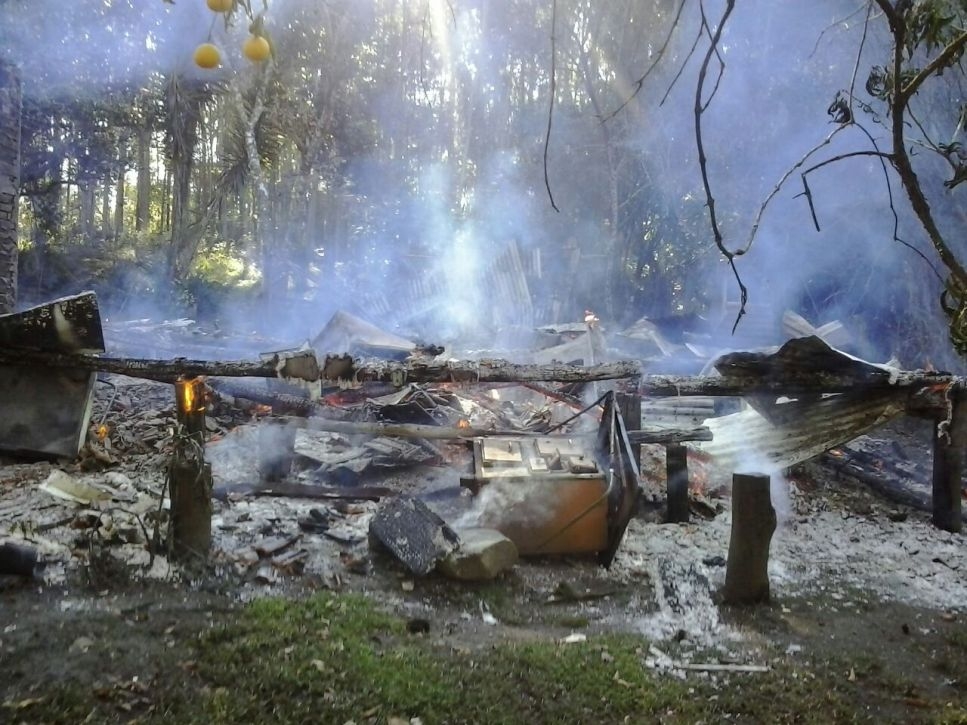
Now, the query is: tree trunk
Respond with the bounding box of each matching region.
[0,61,21,314]
[135,127,151,232]
[100,177,112,238]
[113,148,126,241]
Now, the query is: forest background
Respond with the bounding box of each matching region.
[0,0,965,370]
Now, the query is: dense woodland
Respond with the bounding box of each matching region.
[0,0,965,367]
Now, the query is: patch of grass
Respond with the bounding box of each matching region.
[184,593,689,723]
[8,592,967,724]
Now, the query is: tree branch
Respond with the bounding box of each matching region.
[543,0,560,212]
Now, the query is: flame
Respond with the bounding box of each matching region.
[457,419,470,429]
[176,377,206,414]
[96,424,109,441]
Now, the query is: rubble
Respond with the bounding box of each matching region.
[437,527,518,581]
[368,496,460,576]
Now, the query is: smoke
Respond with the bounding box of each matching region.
[2,0,962,367]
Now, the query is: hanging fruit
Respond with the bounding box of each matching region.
[193,43,221,69]
[242,34,271,62]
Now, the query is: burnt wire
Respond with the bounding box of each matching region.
[544,390,611,434]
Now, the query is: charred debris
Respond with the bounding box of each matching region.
[0,291,963,598]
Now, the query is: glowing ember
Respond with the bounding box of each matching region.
[457,419,470,429]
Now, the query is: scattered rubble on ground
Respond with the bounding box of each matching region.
[0,305,964,665]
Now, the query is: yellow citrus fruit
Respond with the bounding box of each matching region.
[242,35,271,62]
[206,0,233,12]
[193,43,221,69]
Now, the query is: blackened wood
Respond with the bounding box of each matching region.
[932,399,966,533]
[214,481,395,501]
[665,443,690,524]
[0,348,638,385]
[627,427,713,444]
[321,355,642,385]
[723,473,776,605]
[0,291,104,353]
[616,392,642,471]
[639,372,962,398]
[0,348,319,383]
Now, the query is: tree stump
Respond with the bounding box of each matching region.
[168,377,212,562]
[722,472,776,604]
[665,443,690,523]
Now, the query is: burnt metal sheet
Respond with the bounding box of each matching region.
[0,291,104,459]
[0,364,95,458]
[696,390,906,473]
[714,335,902,382]
[0,291,104,353]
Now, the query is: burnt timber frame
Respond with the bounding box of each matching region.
[3,339,963,532]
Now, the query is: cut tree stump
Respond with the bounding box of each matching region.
[722,472,776,605]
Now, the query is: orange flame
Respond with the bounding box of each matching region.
[176,377,206,414]
[457,419,470,429]
[96,424,109,441]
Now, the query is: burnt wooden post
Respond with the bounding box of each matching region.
[932,394,966,533]
[616,391,642,471]
[723,472,776,605]
[168,377,213,561]
[0,60,21,314]
[665,443,690,523]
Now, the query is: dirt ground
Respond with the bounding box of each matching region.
[1,377,966,722]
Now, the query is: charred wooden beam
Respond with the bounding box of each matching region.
[319,355,641,385]
[0,348,640,385]
[626,427,713,445]
[639,372,964,398]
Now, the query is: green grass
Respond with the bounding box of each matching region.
[6,592,967,724]
[186,593,688,724]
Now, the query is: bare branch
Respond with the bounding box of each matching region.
[603,0,689,121]
[809,1,873,59]
[848,1,875,119]
[660,20,704,107]
[544,0,560,212]
[693,0,742,330]
[743,126,848,254]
